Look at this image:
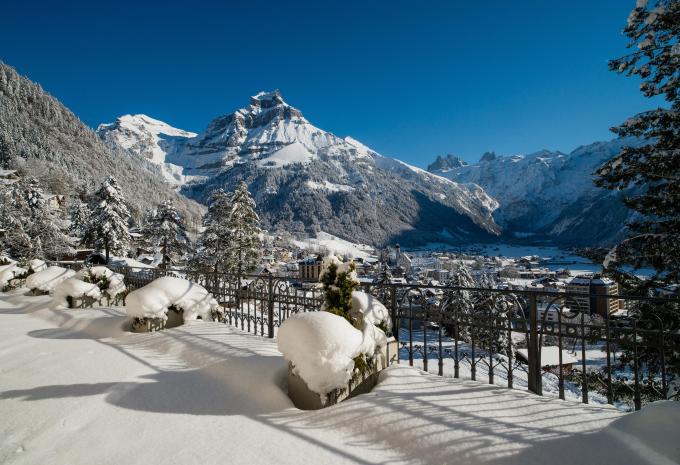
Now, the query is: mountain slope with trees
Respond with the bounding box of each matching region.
[0,62,204,227]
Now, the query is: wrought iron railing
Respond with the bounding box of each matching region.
[51,262,680,411]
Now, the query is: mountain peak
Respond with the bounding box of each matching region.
[250,89,285,108]
[427,154,468,172]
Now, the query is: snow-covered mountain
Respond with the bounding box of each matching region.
[427,139,641,245]
[100,90,501,246]
[96,115,197,186]
[0,62,203,226]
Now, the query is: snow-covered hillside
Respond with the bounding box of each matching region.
[102,91,501,247]
[428,139,641,245]
[96,115,197,186]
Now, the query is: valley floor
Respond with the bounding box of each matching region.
[0,291,677,465]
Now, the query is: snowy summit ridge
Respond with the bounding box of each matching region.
[96,114,197,186]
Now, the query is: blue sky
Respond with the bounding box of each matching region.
[1,0,656,166]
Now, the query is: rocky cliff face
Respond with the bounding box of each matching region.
[426,154,468,172]
[96,114,196,186]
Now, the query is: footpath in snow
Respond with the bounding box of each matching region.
[0,291,678,465]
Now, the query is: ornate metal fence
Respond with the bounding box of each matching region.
[55,262,679,411]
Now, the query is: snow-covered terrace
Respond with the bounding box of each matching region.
[0,291,677,465]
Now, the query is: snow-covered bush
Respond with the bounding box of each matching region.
[52,277,102,309]
[28,259,47,273]
[278,312,363,396]
[76,266,126,299]
[125,276,219,328]
[278,257,393,400]
[25,266,75,294]
[0,257,28,290]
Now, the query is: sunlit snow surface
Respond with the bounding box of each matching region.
[1,292,678,465]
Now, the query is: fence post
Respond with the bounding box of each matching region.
[527,294,542,395]
[267,275,275,339]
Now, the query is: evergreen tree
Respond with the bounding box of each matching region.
[596,0,680,289]
[320,259,358,323]
[145,200,191,267]
[224,182,261,275]
[192,188,232,273]
[595,1,680,401]
[82,176,131,262]
[0,177,71,260]
[67,199,90,246]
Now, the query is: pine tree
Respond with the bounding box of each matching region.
[595,1,680,400]
[82,176,131,262]
[596,0,680,289]
[320,260,358,323]
[145,200,191,267]
[67,199,90,246]
[0,177,71,260]
[192,188,232,273]
[224,182,261,275]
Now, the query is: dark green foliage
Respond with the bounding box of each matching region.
[320,261,358,326]
[595,0,680,395]
[596,0,680,288]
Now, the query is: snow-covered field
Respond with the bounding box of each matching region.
[1,291,678,465]
[293,231,375,260]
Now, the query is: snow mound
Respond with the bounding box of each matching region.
[52,278,102,309]
[278,311,363,396]
[125,276,218,322]
[0,259,27,288]
[29,259,47,272]
[25,267,76,293]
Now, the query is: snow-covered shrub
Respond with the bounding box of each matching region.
[25,266,75,294]
[0,257,28,291]
[125,276,219,329]
[76,266,126,300]
[278,311,363,396]
[28,259,47,273]
[278,257,393,400]
[52,277,102,309]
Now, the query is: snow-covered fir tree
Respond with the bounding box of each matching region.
[191,188,232,273]
[0,177,71,260]
[224,181,261,275]
[67,198,90,246]
[596,0,680,395]
[82,176,131,262]
[597,0,680,289]
[144,200,191,268]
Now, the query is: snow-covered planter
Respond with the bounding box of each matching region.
[76,266,127,305]
[0,258,28,291]
[278,257,395,409]
[125,276,219,332]
[25,266,75,295]
[52,278,102,309]
[28,259,47,273]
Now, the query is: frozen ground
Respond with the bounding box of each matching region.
[1,291,678,465]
